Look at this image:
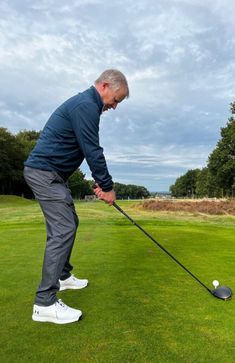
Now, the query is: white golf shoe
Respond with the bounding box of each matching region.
[59,275,88,291]
[32,299,82,324]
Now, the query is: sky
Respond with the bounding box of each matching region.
[1,0,235,191]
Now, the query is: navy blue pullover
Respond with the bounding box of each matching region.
[24,86,113,192]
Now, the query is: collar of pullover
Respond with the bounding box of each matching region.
[90,85,104,114]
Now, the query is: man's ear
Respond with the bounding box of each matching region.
[102,82,109,90]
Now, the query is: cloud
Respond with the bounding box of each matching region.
[0,0,234,190]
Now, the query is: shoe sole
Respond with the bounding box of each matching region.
[32,312,82,324]
[59,282,88,292]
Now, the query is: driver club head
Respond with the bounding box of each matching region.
[212,286,232,300]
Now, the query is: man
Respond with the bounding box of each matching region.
[24,69,129,324]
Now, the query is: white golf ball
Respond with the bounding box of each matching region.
[212,280,219,288]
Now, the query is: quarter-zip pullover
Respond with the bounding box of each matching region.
[24,86,113,192]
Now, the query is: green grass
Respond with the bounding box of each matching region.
[1,197,235,362]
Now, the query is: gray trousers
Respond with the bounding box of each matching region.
[24,166,79,306]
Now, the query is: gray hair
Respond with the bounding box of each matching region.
[95,69,129,98]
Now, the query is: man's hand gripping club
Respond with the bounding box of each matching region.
[93,184,116,205]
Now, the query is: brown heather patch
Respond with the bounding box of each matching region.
[141,199,235,215]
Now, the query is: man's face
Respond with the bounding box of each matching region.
[101,83,127,112]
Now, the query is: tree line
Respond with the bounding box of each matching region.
[170,102,235,198]
[0,128,150,199]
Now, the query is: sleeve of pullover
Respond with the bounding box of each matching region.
[70,101,113,192]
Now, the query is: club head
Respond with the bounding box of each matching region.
[211,286,232,300]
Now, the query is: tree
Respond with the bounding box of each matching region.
[207,103,235,196]
[170,102,235,198]
[195,167,209,198]
[114,182,150,199]
[16,130,40,159]
[68,170,93,199]
[15,130,41,197]
[0,128,26,194]
[0,128,40,196]
[195,167,221,198]
[170,169,200,198]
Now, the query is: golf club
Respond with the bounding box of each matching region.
[113,202,232,301]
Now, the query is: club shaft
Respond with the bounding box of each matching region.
[113,202,212,294]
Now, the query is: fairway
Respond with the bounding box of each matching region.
[0,196,235,363]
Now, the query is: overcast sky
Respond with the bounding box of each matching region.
[1,0,235,191]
